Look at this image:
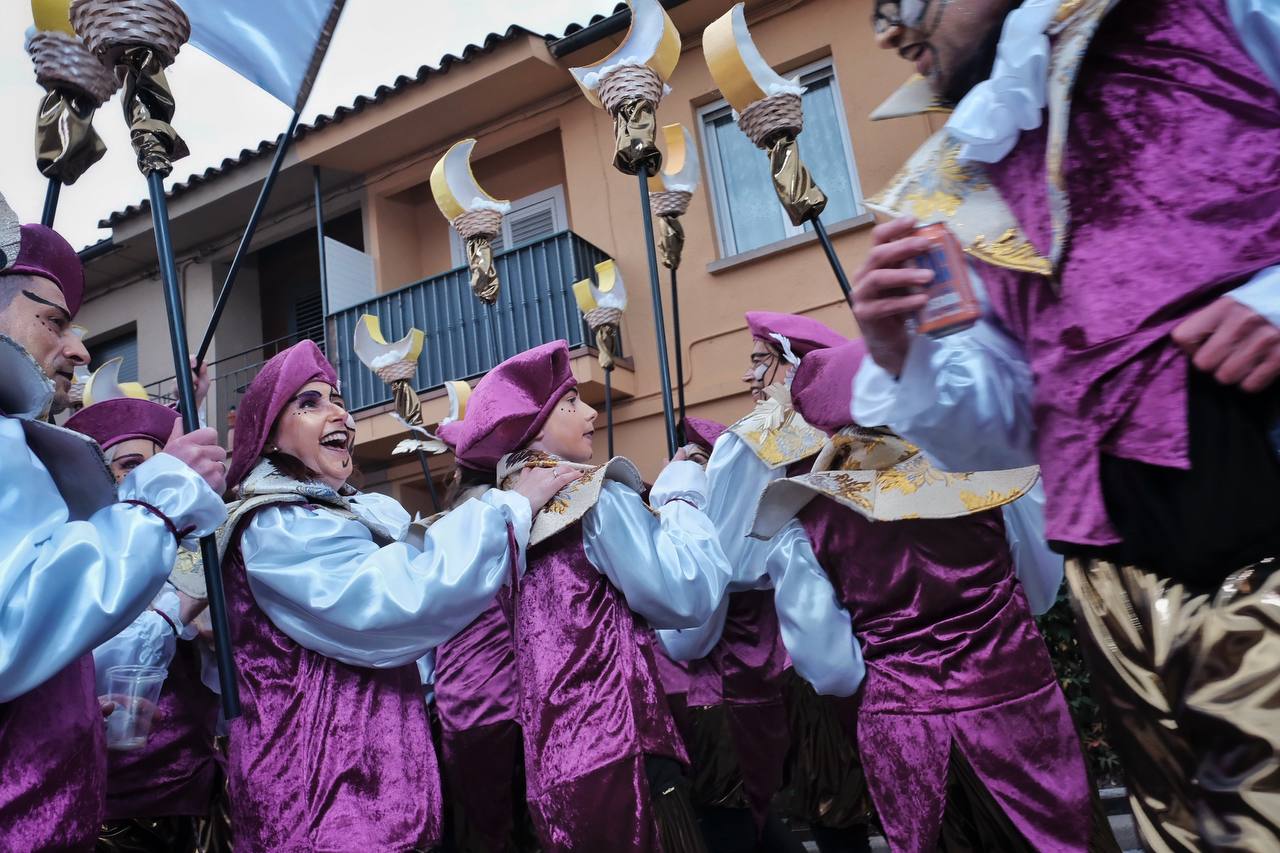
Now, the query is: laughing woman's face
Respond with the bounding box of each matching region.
[269,381,355,490]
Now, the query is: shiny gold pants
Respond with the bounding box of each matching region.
[1066,557,1280,852]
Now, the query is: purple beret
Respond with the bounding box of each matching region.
[65,397,179,452]
[682,416,726,453]
[453,340,577,471]
[436,419,464,449]
[745,311,847,360]
[1,225,85,318]
[227,340,338,490]
[791,338,868,435]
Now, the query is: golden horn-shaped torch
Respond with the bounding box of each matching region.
[703,2,853,298]
[573,259,628,372]
[430,139,511,306]
[648,123,700,271]
[27,0,117,189]
[570,0,681,176]
[703,3,823,225]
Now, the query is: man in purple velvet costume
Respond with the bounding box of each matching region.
[452,339,734,853]
[850,0,1280,847]
[0,208,228,851]
[661,311,872,853]
[750,338,1110,851]
[65,396,222,852]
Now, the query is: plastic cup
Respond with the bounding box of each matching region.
[104,665,166,751]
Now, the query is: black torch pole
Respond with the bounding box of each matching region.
[147,171,241,719]
[811,217,853,301]
[415,448,441,513]
[637,172,678,458]
[668,265,687,437]
[604,366,615,458]
[41,178,61,228]
[195,108,303,365]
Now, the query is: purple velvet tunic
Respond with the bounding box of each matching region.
[105,641,219,820]
[434,599,522,853]
[222,508,442,852]
[512,524,687,853]
[978,0,1280,547]
[0,655,105,852]
[799,498,1092,851]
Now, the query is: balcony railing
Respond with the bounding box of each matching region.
[143,232,608,431]
[331,229,608,412]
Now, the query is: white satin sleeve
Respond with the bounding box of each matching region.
[703,432,784,589]
[656,595,728,662]
[765,521,865,697]
[0,419,225,702]
[583,462,733,629]
[239,489,531,669]
[92,583,182,695]
[1228,0,1280,91]
[1228,265,1280,328]
[853,316,1038,472]
[1000,483,1062,615]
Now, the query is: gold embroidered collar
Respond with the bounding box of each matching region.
[750,426,1039,537]
[866,0,1121,276]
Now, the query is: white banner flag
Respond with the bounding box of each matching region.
[179,0,346,110]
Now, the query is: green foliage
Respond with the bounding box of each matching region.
[1036,588,1123,787]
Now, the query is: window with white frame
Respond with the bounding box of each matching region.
[700,59,863,258]
[448,185,568,266]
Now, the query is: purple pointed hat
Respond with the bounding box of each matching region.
[791,338,867,435]
[682,416,726,452]
[65,397,179,451]
[227,339,338,490]
[745,311,847,361]
[0,225,85,318]
[453,340,577,470]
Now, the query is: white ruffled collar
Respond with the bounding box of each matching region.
[944,0,1061,164]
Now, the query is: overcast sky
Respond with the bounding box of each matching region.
[0,1,615,249]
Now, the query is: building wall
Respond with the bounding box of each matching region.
[352,0,937,491]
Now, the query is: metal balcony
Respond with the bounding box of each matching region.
[331,229,607,412]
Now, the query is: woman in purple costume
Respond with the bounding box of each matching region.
[750,339,1112,852]
[66,397,220,852]
[451,339,734,852]
[214,340,571,852]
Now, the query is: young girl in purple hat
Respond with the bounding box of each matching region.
[216,339,574,852]
[451,339,734,853]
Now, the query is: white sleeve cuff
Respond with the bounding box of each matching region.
[649,460,708,510]
[1227,265,1280,328]
[852,333,942,427]
[121,452,227,539]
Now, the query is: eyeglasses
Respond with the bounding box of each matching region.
[872,0,948,40]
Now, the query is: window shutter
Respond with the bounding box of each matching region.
[505,200,558,247]
[89,332,139,381]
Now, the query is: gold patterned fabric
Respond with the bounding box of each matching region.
[866,131,1051,277]
[727,394,828,471]
[497,453,646,547]
[1065,557,1280,852]
[752,426,1039,536]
